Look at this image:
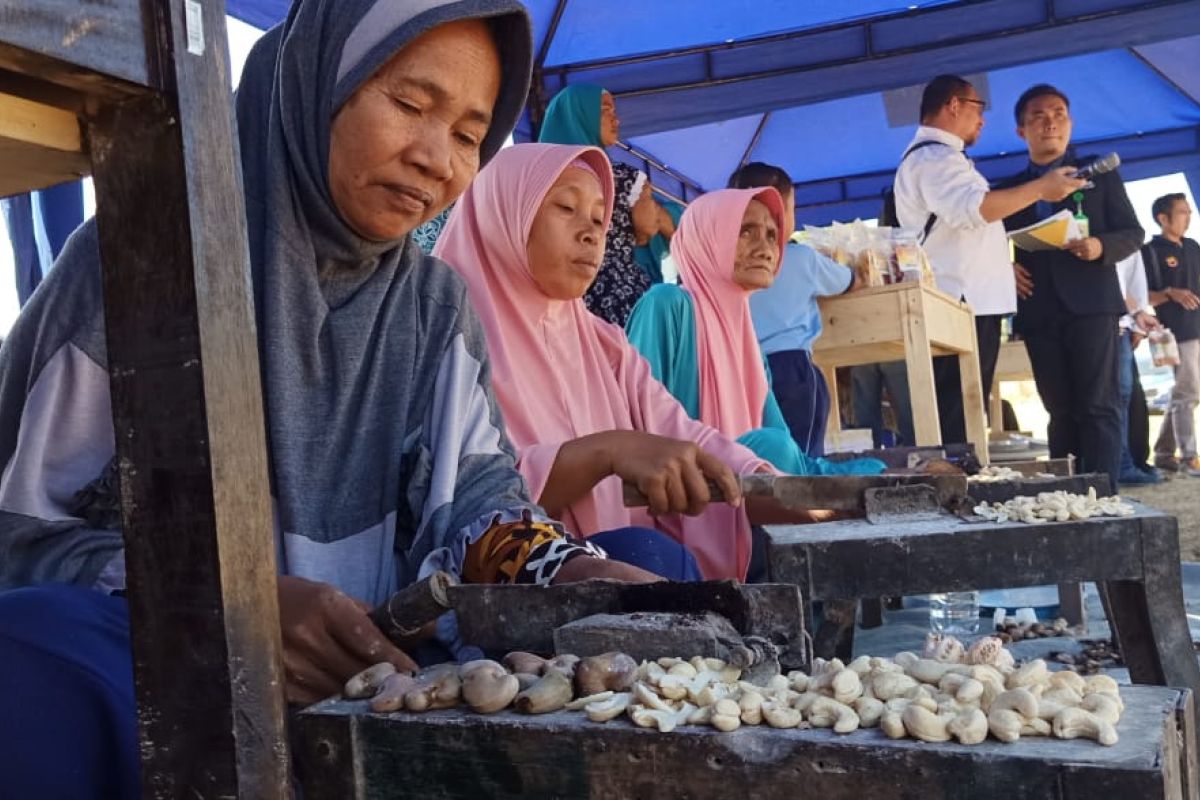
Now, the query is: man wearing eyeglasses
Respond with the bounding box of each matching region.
[998,85,1145,487]
[893,75,1083,447]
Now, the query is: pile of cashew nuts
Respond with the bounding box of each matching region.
[343,638,1121,746]
[968,465,1052,482]
[973,487,1135,524]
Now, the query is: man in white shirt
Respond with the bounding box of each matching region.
[893,74,1083,445]
[1114,251,1162,485]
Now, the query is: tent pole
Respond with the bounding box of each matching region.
[529,0,570,133]
[737,112,771,169]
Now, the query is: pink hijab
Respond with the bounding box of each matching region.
[434,143,765,580]
[672,187,787,438]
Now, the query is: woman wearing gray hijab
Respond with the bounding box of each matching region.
[0,1,657,793]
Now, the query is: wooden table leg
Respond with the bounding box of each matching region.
[820,364,841,449]
[1101,516,1200,709]
[1056,582,1086,628]
[958,349,990,464]
[812,598,859,661]
[901,296,941,446]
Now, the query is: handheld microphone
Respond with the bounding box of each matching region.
[1072,152,1120,182]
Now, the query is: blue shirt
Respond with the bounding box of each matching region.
[750,243,854,355]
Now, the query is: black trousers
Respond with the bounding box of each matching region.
[1022,313,1122,485]
[1128,355,1151,469]
[933,314,1003,445]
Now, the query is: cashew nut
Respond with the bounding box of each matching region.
[344,662,397,699]
[901,704,951,742]
[584,692,631,722]
[460,660,520,714]
[502,651,547,676]
[1079,693,1122,725]
[565,690,613,711]
[1006,659,1048,691]
[514,669,573,714]
[807,697,860,733]
[575,652,638,697]
[881,710,907,739]
[739,689,765,725]
[988,708,1023,743]
[853,696,885,728]
[872,672,920,701]
[368,672,417,712]
[947,708,988,745]
[762,700,804,729]
[1053,707,1118,746]
[711,698,742,732]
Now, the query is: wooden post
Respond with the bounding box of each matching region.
[87,1,290,796]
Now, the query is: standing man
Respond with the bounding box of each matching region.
[1000,84,1145,485]
[1145,193,1200,475]
[894,75,1083,445]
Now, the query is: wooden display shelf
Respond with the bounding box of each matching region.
[296,686,1197,799]
[813,282,989,463]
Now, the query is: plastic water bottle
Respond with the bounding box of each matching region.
[928,591,981,635]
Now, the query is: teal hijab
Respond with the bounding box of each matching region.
[538,84,605,146]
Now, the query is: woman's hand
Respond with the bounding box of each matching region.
[277,575,418,705]
[551,554,663,584]
[603,431,741,517]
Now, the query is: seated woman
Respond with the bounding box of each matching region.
[0,3,658,795]
[626,189,885,476]
[434,143,770,582]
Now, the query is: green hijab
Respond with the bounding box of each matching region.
[538,84,605,146]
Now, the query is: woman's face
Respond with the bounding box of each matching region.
[328,19,502,241]
[731,199,779,291]
[526,167,608,300]
[599,92,620,147]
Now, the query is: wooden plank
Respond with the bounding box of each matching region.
[767,510,1154,598]
[297,685,1188,799]
[0,92,80,150]
[0,91,88,196]
[0,0,152,89]
[1175,689,1199,800]
[85,0,289,796]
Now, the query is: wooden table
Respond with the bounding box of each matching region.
[814,282,989,463]
[295,685,1197,799]
[767,502,1200,705]
[990,339,1035,430]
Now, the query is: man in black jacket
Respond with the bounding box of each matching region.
[999,85,1144,486]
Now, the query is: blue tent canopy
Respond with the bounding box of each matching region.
[158,0,1200,226]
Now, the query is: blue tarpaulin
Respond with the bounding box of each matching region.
[12,0,1200,272]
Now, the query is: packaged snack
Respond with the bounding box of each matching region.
[1150,328,1180,367]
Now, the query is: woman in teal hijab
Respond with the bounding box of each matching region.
[539,85,653,326]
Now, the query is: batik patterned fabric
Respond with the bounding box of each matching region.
[463,513,604,585]
[584,163,652,326]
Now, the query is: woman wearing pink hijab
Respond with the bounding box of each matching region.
[626,189,885,477]
[434,143,768,581]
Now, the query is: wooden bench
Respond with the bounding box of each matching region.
[295,685,1197,799]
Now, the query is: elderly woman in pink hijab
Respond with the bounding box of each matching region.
[625,190,885,477]
[434,143,771,581]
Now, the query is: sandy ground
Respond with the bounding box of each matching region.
[1121,475,1200,560]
